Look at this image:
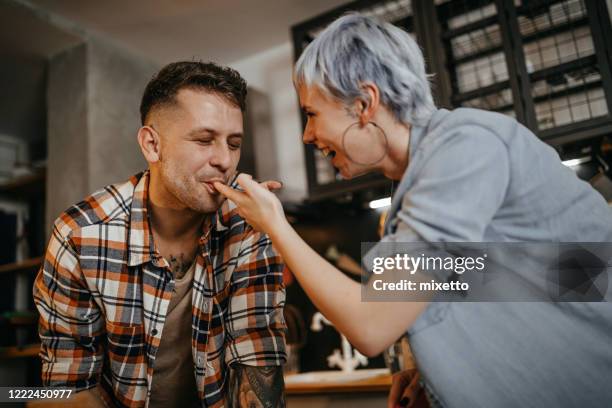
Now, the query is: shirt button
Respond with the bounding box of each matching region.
[197,357,202,364]
[203,301,210,313]
[151,328,158,336]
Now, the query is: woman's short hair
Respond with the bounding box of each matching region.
[294,13,435,126]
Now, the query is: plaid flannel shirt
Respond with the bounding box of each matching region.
[33,170,287,407]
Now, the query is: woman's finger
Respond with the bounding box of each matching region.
[387,371,411,408]
[235,173,264,195]
[213,182,244,204]
[398,371,421,407]
[261,180,283,191]
[236,174,281,200]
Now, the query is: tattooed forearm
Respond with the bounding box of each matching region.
[167,253,194,279]
[227,364,285,408]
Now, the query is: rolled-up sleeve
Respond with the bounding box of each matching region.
[224,229,287,367]
[32,220,104,390]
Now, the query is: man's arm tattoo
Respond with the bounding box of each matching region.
[227,364,285,408]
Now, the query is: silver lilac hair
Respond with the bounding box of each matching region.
[294,13,436,126]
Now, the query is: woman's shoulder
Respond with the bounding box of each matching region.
[435,107,517,139]
[416,108,515,157]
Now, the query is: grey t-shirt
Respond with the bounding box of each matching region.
[148,261,200,408]
[377,108,612,407]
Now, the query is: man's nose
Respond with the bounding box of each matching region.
[209,143,232,171]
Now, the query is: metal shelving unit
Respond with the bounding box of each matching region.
[436,0,612,146]
[437,0,518,118]
[518,0,612,143]
[292,0,612,200]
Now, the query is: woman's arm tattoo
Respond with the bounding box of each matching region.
[227,364,285,407]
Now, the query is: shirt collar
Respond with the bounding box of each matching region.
[127,170,153,267]
[127,170,231,267]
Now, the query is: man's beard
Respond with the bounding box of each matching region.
[159,160,226,214]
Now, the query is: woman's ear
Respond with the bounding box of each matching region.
[137,126,162,163]
[358,82,381,126]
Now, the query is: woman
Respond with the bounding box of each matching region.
[215,13,612,408]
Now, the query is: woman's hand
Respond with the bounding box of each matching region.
[388,369,425,408]
[213,174,286,236]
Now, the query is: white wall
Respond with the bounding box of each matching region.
[230,42,308,202]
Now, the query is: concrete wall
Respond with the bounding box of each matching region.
[87,38,156,191]
[46,38,157,235]
[47,43,89,231]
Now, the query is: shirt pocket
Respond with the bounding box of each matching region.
[105,321,146,394]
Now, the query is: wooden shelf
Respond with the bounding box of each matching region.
[0,168,45,199]
[1,311,38,326]
[0,343,40,359]
[0,257,43,275]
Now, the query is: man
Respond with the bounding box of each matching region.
[33,61,287,407]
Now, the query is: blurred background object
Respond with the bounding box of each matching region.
[283,304,307,374]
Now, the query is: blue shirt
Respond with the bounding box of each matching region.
[378,108,612,407]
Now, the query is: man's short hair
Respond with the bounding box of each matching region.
[140,61,247,125]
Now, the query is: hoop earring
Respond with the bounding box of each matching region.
[341,121,389,166]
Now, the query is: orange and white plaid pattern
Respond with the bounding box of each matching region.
[33,170,286,407]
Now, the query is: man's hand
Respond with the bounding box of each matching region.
[227,364,285,407]
[388,369,426,408]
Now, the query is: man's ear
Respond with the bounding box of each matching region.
[357,82,381,127]
[137,126,162,163]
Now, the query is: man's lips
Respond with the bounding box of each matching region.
[202,179,226,194]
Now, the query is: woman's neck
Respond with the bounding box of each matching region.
[380,120,411,181]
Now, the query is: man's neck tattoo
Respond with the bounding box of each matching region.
[168,253,194,279]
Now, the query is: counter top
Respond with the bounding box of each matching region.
[285,369,392,395]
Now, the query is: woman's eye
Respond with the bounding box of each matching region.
[197,139,213,145]
[229,143,242,150]
[306,112,316,117]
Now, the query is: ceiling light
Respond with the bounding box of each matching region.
[368,197,391,209]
